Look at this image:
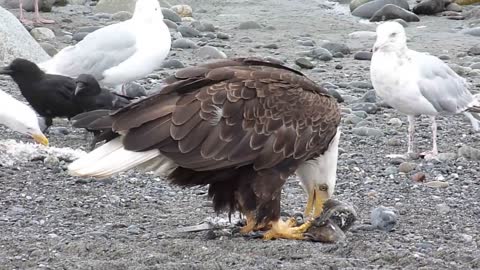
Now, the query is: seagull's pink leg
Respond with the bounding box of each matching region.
[407,115,415,154]
[33,0,54,24]
[420,116,439,159]
[19,0,34,24]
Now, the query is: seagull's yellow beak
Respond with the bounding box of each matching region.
[31,133,49,146]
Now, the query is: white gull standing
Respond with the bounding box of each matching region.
[0,89,49,146]
[370,21,480,158]
[38,0,171,93]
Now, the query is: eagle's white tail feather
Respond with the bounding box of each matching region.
[68,137,161,178]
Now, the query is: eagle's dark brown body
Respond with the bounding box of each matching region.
[69,57,341,238]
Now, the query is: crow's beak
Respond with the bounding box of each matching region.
[74,83,84,96]
[0,66,13,75]
[31,132,49,146]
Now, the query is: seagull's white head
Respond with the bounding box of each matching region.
[373,21,407,53]
[133,0,163,21]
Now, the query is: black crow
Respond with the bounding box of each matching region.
[0,58,83,130]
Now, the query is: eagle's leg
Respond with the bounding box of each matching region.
[240,213,271,234]
[263,219,305,240]
[304,185,327,219]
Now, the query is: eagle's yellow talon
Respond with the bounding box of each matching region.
[286,217,297,227]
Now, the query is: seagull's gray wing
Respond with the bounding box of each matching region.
[414,51,474,114]
[40,22,137,81]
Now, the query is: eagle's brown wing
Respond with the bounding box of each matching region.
[107,57,340,172]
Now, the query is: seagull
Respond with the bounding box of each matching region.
[18,0,54,24]
[370,21,480,158]
[0,89,49,146]
[0,58,83,131]
[38,0,171,94]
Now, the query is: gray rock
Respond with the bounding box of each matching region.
[388,118,403,127]
[370,4,420,22]
[295,57,315,69]
[163,19,178,30]
[111,11,132,21]
[352,0,410,19]
[436,152,457,161]
[470,63,480,69]
[352,127,383,137]
[197,46,227,59]
[387,138,402,146]
[127,224,141,235]
[354,51,373,60]
[123,82,146,98]
[299,47,333,61]
[191,21,216,32]
[162,59,185,69]
[352,111,368,118]
[238,21,262,30]
[462,27,480,37]
[446,2,462,12]
[170,4,192,17]
[321,42,350,55]
[344,115,363,125]
[72,32,89,42]
[39,42,57,57]
[348,31,377,39]
[43,154,59,167]
[30,27,55,40]
[263,43,279,49]
[77,26,102,33]
[412,0,449,15]
[162,8,182,23]
[350,0,373,12]
[371,206,397,232]
[458,145,480,160]
[298,39,316,46]
[178,25,201,37]
[468,44,480,55]
[327,89,344,103]
[398,162,416,173]
[95,0,136,13]
[349,81,373,89]
[436,203,450,215]
[0,7,50,65]
[172,38,198,49]
[216,33,230,40]
[393,18,409,27]
[438,54,450,60]
[351,103,378,114]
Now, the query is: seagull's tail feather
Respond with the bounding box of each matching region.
[68,137,161,178]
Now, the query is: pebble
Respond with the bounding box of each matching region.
[388,118,403,127]
[370,5,420,22]
[398,162,416,173]
[457,145,480,160]
[192,21,215,32]
[197,46,227,59]
[436,203,450,214]
[358,90,377,103]
[238,21,262,30]
[123,82,146,98]
[371,206,397,232]
[44,155,60,167]
[438,54,450,60]
[387,138,402,146]
[170,4,193,17]
[348,31,377,39]
[321,42,350,55]
[344,115,363,125]
[351,103,378,114]
[470,63,480,69]
[468,44,480,55]
[411,172,426,182]
[127,225,141,235]
[39,42,57,57]
[354,51,373,60]
[333,52,344,58]
[162,8,182,23]
[352,127,383,137]
[384,166,398,175]
[295,58,315,69]
[425,180,449,188]
[446,3,462,12]
[172,38,199,49]
[178,25,201,37]
[462,27,480,37]
[216,33,230,40]
[335,64,343,70]
[263,43,279,49]
[436,152,457,161]
[30,27,55,40]
[327,89,344,103]
[162,59,185,69]
[163,19,178,30]
[299,48,333,61]
[111,11,132,21]
[352,111,368,118]
[349,81,373,89]
[72,32,89,42]
[298,40,316,46]
[239,37,253,43]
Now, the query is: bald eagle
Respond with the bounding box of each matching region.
[68,57,341,240]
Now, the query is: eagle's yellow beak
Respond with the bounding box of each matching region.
[31,133,49,146]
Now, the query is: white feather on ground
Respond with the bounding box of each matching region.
[370,21,480,158]
[38,0,171,89]
[0,89,48,146]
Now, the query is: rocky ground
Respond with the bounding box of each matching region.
[1,0,480,269]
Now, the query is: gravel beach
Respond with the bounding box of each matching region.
[1,0,480,269]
